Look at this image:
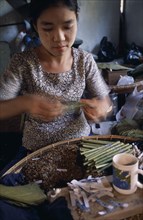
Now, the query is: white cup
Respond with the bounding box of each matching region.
[112,153,143,195]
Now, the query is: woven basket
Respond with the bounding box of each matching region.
[2,135,143,220]
[3,135,139,176]
[110,79,143,94]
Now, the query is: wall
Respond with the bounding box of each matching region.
[0,0,25,74]
[0,0,24,53]
[77,0,120,53]
[125,0,143,46]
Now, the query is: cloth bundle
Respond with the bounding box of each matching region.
[0,173,73,220]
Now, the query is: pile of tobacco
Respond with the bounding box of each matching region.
[21,143,85,191]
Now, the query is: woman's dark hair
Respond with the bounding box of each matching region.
[30,0,80,23]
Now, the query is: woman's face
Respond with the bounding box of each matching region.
[35,6,77,56]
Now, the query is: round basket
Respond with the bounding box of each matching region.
[2,135,143,220]
[3,135,139,176]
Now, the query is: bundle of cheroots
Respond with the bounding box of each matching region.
[21,143,84,191]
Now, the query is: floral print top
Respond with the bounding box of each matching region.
[0,47,110,150]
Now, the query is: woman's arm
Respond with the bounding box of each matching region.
[0,95,65,121]
[0,96,26,119]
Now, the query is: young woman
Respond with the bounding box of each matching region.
[0,0,112,152]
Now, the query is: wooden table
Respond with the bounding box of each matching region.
[55,180,143,220]
[70,188,143,220]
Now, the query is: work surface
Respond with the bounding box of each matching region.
[55,179,143,220]
[71,189,143,220]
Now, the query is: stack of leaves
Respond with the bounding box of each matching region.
[0,183,47,206]
[115,119,143,139]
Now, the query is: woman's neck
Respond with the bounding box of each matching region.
[36,46,73,73]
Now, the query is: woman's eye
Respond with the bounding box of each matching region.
[43,28,53,32]
[64,26,72,30]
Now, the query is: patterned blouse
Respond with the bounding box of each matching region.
[0,47,110,150]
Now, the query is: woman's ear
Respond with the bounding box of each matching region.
[30,19,38,33]
[33,23,37,32]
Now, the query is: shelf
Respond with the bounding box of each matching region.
[6,0,30,19]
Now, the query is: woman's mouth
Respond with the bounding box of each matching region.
[53,45,67,51]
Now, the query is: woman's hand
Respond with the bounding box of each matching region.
[80,96,113,123]
[23,94,66,122]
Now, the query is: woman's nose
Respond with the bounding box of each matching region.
[53,29,65,42]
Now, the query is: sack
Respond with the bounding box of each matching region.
[97,36,116,62]
[127,63,143,79]
[116,87,143,121]
[125,42,143,65]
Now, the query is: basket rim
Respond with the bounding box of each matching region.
[110,79,143,93]
[2,135,140,177]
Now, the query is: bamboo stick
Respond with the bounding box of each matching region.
[81,139,114,145]
[94,144,132,162]
[81,143,107,149]
[97,149,133,172]
[82,142,123,160]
